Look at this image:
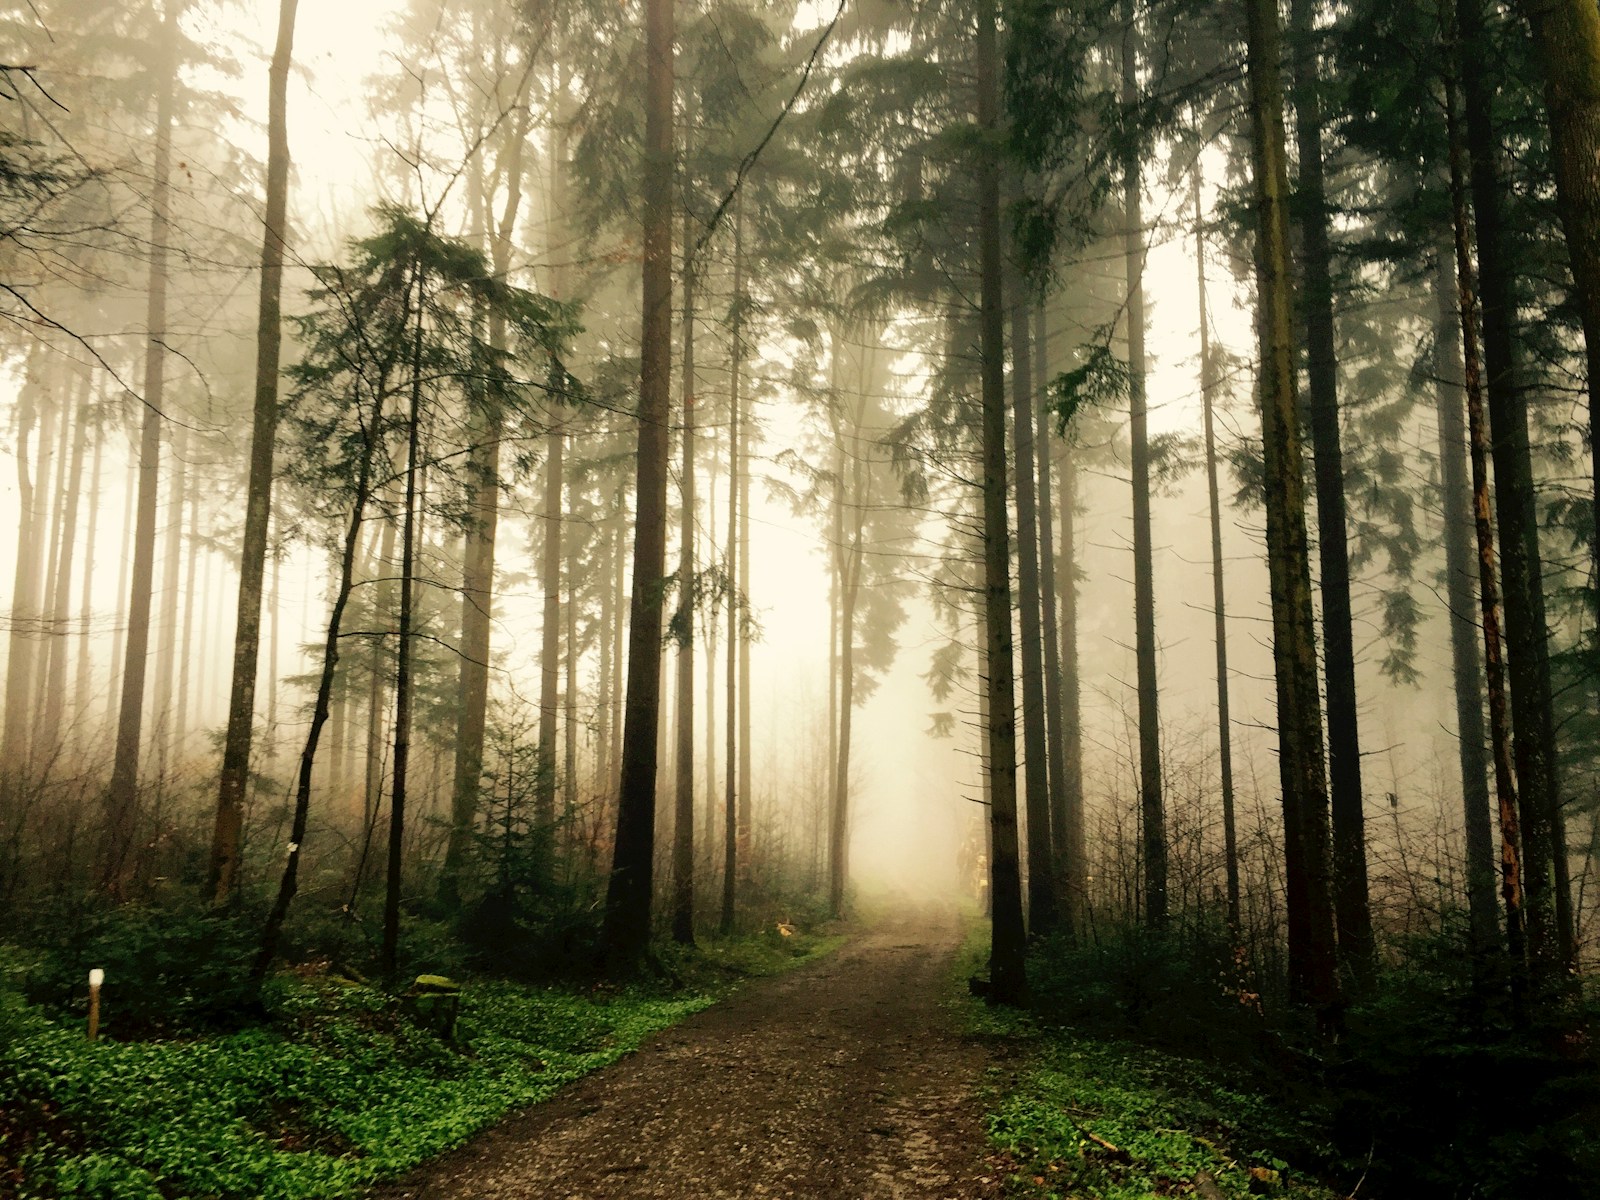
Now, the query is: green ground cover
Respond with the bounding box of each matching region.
[957,929,1345,1200]
[0,927,838,1200]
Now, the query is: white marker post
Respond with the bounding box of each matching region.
[87,968,104,1042]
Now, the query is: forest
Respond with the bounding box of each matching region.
[1,0,1598,1197]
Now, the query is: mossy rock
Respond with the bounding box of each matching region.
[403,975,463,1041]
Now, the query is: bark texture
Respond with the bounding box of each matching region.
[106,2,181,891]
[602,0,675,968]
[1243,0,1340,1012]
[1195,178,1241,930]
[1446,74,1526,961]
[1433,248,1500,955]
[977,0,1026,1003]
[1122,0,1165,928]
[672,224,697,946]
[1515,0,1600,568]
[1458,0,1570,980]
[212,0,298,902]
[1289,0,1373,981]
[1010,291,1056,935]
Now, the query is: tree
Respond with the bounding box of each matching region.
[1433,245,1501,956]
[1444,55,1527,962]
[1289,0,1373,981]
[210,0,299,905]
[723,200,745,934]
[602,0,674,970]
[1193,173,1241,931]
[978,0,1026,1005]
[1120,0,1165,930]
[1513,0,1600,569]
[443,60,538,910]
[255,207,572,979]
[1031,300,1071,931]
[671,213,698,945]
[104,0,183,893]
[1457,0,1572,982]
[1009,276,1057,935]
[1242,0,1340,1012]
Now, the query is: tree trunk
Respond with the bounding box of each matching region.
[106,1,180,892]
[828,395,866,922]
[1434,246,1501,955]
[40,373,89,747]
[602,0,674,969]
[1445,73,1526,963]
[173,487,200,764]
[610,494,626,801]
[265,533,281,760]
[329,665,350,821]
[1121,0,1165,929]
[442,90,532,908]
[826,339,844,887]
[33,378,71,751]
[253,375,388,983]
[538,427,564,833]
[2,360,47,780]
[1458,0,1571,981]
[1289,0,1374,983]
[383,266,428,983]
[722,208,745,935]
[1515,0,1600,572]
[1048,314,1087,933]
[978,0,1027,1004]
[108,444,135,736]
[672,220,698,945]
[1033,302,1069,935]
[564,497,580,819]
[153,424,188,788]
[211,0,297,903]
[365,513,397,841]
[597,501,616,804]
[1243,0,1341,1013]
[978,633,993,917]
[737,361,753,877]
[1010,285,1057,935]
[703,438,718,878]
[75,397,103,729]
[1195,176,1241,931]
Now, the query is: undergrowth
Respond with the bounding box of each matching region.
[955,922,1344,1199]
[0,922,839,1200]
[961,917,1600,1200]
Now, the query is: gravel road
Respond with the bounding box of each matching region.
[368,908,1007,1199]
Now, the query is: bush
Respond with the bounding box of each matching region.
[11,893,261,1034]
[1336,935,1600,1199]
[1028,918,1600,1200]
[455,876,605,980]
[1028,918,1283,1066]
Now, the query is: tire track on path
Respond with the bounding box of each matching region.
[370,906,1007,1199]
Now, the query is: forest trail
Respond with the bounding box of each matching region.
[368,906,1007,1199]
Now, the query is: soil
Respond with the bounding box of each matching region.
[368,906,1011,1199]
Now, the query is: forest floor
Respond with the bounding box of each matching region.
[367,905,1009,1200]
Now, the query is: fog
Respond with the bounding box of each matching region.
[1,0,1595,976]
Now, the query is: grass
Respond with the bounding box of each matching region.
[1,924,840,1200]
[955,924,1347,1200]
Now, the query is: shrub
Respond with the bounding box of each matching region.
[1028,918,1283,1066]
[11,893,261,1034]
[1336,935,1600,1199]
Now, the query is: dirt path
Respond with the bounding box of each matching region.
[369,907,1007,1199]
